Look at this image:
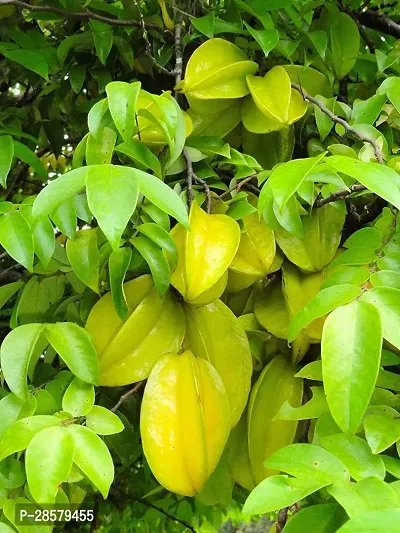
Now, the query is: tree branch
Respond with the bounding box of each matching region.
[111,381,144,412]
[174,15,184,87]
[315,184,367,207]
[291,83,384,164]
[132,497,196,533]
[357,8,400,39]
[218,175,257,200]
[183,148,194,208]
[0,0,163,31]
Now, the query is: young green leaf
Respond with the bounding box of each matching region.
[51,197,77,240]
[322,300,382,434]
[45,322,100,385]
[62,377,95,417]
[88,99,109,139]
[326,156,400,209]
[115,140,162,178]
[281,504,346,533]
[0,135,14,188]
[67,424,114,498]
[0,393,35,436]
[0,281,23,309]
[86,165,139,251]
[109,247,132,320]
[131,234,170,296]
[265,443,349,484]
[244,23,279,57]
[321,434,385,481]
[26,426,74,504]
[1,324,45,400]
[275,387,328,421]
[66,228,100,293]
[106,81,140,142]
[86,128,117,166]
[288,284,361,342]
[329,247,377,269]
[13,140,47,178]
[86,405,124,435]
[137,223,178,269]
[4,49,48,79]
[32,167,87,223]
[343,228,382,250]
[362,287,400,350]
[364,412,400,454]
[336,509,400,533]
[243,475,327,515]
[322,266,370,289]
[0,415,60,461]
[0,210,34,271]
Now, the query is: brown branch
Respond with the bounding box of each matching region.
[174,15,183,87]
[291,83,384,164]
[111,381,144,412]
[315,184,367,207]
[357,8,400,39]
[132,0,174,76]
[218,175,257,200]
[193,174,211,214]
[132,497,196,533]
[183,148,194,208]
[276,507,289,533]
[0,0,163,31]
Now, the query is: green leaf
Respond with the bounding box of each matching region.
[190,12,215,38]
[322,266,370,289]
[106,81,140,143]
[344,228,382,250]
[26,426,74,504]
[0,415,60,461]
[131,235,170,296]
[275,387,328,421]
[244,23,279,57]
[288,284,361,342]
[378,77,400,114]
[307,30,328,60]
[282,504,346,533]
[109,247,132,320]
[328,477,398,519]
[373,270,400,288]
[32,167,87,223]
[66,228,100,293]
[67,424,114,498]
[321,434,385,481]
[69,64,86,94]
[91,23,113,66]
[0,210,34,271]
[243,475,327,515]
[0,281,23,309]
[326,156,400,209]
[362,287,400,351]
[62,377,95,417]
[329,247,377,269]
[1,324,45,401]
[364,412,400,454]
[352,94,387,126]
[267,153,326,210]
[0,136,14,188]
[3,49,48,79]
[336,509,400,533]
[265,443,349,483]
[86,406,124,435]
[86,128,117,166]
[86,165,139,251]
[3,496,52,533]
[114,36,134,69]
[115,140,162,178]
[88,99,109,139]
[45,322,100,385]
[51,197,77,240]
[0,393,36,436]
[325,7,360,79]
[137,222,178,269]
[13,140,47,179]
[322,300,382,434]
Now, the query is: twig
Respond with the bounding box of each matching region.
[193,174,211,214]
[315,184,367,207]
[298,386,311,444]
[0,0,163,31]
[111,381,144,412]
[291,83,384,164]
[357,8,400,40]
[358,0,372,12]
[132,497,196,533]
[218,175,257,200]
[132,0,174,75]
[276,507,289,533]
[174,15,183,87]
[183,148,194,208]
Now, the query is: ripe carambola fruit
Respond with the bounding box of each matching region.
[140,351,230,496]
[170,202,240,304]
[85,275,185,386]
[248,355,303,485]
[184,299,252,428]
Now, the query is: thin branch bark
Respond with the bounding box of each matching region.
[316,184,367,207]
[132,497,196,533]
[276,507,289,533]
[111,381,144,412]
[0,0,163,31]
[218,175,257,200]
[183,148,194,208]
[174,15,184,87]
[193,174,211,213]
[357,8,400,39]
[291,83,384,164]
